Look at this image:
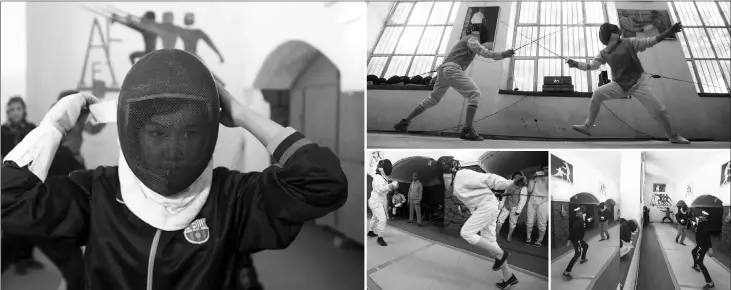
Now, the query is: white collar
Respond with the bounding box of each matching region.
[117,151,212,231]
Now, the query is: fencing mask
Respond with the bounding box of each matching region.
[377,159,393,176]
[118,49,220,196]
[599,23,620,45]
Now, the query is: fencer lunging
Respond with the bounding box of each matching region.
[437,157,527,289]
[525,165,549,247]
[393,19,515,141]
[496,172,527,241]
[566,22,690,144]
[368,159,400,247]
[564,206,592,280]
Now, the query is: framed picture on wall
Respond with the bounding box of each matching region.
[551,154,573,184]
[461,6,500,50]
[722,161,730,186]
[616,9,676,40]
[652,183,666,193]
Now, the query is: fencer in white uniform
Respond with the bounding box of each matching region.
[496,172,527,242]
[439,157,526,289]
[526,165,549,247]
[367,159,399,246]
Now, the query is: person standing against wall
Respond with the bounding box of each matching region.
[598,202,610,241]
[408,173,423,226]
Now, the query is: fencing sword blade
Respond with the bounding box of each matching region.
[82,6,113,19]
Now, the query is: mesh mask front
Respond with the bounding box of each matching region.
[118,49,220,196]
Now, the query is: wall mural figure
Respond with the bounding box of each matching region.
[86,6,227,86]
[651,193,673,207]
[110,11,159,64]
[653,183,666,193]
[721,161,730,186]
[551,154,573,184]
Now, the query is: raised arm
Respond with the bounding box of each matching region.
[567,55,606,71]
[467,37,515,60]
[199,31,224,62]
[2,93,98,242]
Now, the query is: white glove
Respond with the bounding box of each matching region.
[41,92,99,134]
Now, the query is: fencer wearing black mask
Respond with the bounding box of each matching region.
[1,49,348,290]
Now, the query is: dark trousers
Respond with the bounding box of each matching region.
[661,217,673,223]
[565,240,588,272]
[691,246,713,283]
[2,236,85,290]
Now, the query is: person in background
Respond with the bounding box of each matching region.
[525,165,549,247]
[661,207,674,223]
[691,210,715,290]
[598,202,610,241]
[643,206,650,226]
[563,206,592,280]
[496,171,527,242]
[391,190,406,220]
[1,96,45,275]
[408,172,423,226]
[368,159,400,246]
[675,204,688,246]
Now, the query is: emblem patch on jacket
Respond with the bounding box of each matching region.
[184,218,210,244]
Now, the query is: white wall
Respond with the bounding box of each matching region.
[367,1,730,141]
[0,2,27,124]
[551,151,620,205]
[21,2,365,171]
[620,151,642,222]
[673,151,730,206]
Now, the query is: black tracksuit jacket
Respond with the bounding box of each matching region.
[1,131,348,290]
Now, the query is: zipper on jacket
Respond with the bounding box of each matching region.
[147,229,162,290]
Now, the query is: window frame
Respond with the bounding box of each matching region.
[669,1,731,94]
[368,2,459,78]
[507,1,610,93]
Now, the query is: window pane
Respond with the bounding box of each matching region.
[687,61,701,92]
[586,26,603,58]
[389,2,414,25]
[512,60,535,91]
[696,2,725,26]
[428,2,452,24]
[416,26,443,54]
[585,2,605,24]
[409,56,435,76]
[562,2,583,25]
[408,2,434,25]
[519,2,538,24]
[395,26,425,54]
[566,64,588,92]
[708,28,730,58]
[438,26,453,54]
[563,26,586,57]
[538,26,561,57]
[384,56,413,77]
[537,59,563,90]
[667,1,679,22]
[674,2,703,26]
[540,2,562,24]
[696,60,728,93]
[677,31,693,58]
[448,2,460,23]
[720,1,731,23]
[515,26,538,57]
[368,57,388,77]
[434,57,444,69]
[720,60,730,90]
[684,28,714,58]
[373,27,403,54]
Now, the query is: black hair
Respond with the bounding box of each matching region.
[511,171,524,179]
[144,11,156,20]
[6,96,27,121]
[58,90,79,101]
